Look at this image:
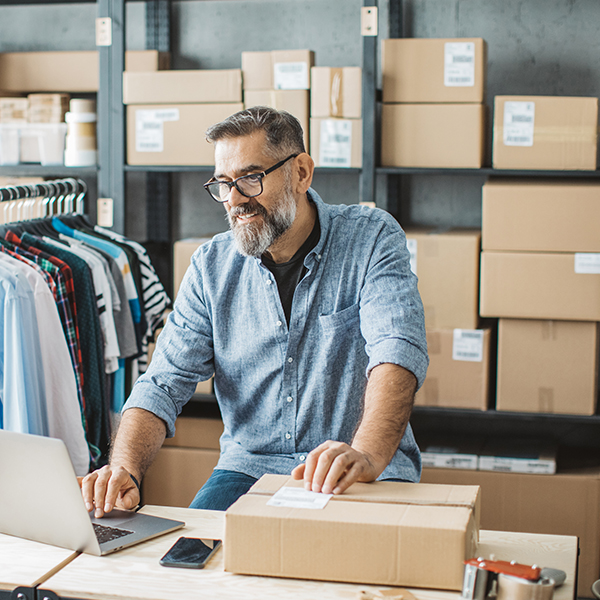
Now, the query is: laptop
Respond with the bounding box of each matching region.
[0,430,185,556]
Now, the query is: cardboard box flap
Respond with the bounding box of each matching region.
[248,474,480,527]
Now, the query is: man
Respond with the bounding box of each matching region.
[81,106,428,517]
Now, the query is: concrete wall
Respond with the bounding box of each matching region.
[1,0,599,237]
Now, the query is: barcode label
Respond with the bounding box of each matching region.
[444,42,475,87]
[273,61,309,90]
[575,253,600,274]
[453,329,484,362]
[135,109,180,153]
[267,486,332,509]
[319,119,352,167]
[406,238,417,275]
[503,101,535,147]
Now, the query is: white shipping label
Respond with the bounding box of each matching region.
[503,101,535,146]
[453,329,484,362]
[444,42,475,87]
[575,253,600,274]
[406,238,417,275]
[135,109,180,153]
[319,119,352,167]
[267,486,333,510]
[273,62,309,90]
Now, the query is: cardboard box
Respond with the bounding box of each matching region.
[142,446,220,507]
[405,229,481,329]
[173,237,213,297]
[496,318,599,415]
[415,328,491,410]
[310,67,362,118]
[125,50,170,72]
[483,179,600,253]
[492,95,598,170]
[420,467,600,598]
[225,474,479,590]
[0,50,169,92]
[162,416,223,450]
[480,251,600,321]
[477,439,557,474]
[126,103,243,166]
[123,70,242,104]
[271,50,314,90]
[244,90,309,150]
[381,38,486,104]
[381,103,486,168]
[241,51,273,90]
[310,117,362,168]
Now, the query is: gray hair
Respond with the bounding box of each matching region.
[205,105,306,158]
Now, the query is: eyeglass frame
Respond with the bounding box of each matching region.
[203,153,299,203]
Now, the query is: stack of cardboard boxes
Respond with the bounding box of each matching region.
[380,38,487,168]
[406,228,492,411]
[310,66,362,168]
[124,69,243,166]
[480,179,600,416]
[242,50,313,153]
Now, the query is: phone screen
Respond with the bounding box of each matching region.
[159,537,222,569]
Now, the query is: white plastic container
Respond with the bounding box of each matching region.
[0,124,20,165]
[21,123,68,165]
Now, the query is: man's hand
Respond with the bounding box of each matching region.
[79,465,140,518]
[290,440,381,495]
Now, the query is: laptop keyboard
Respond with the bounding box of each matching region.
[93,522,134,544]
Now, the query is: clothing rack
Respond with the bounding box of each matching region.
[0,177,87,222]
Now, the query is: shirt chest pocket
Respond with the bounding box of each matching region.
[319,302,360,332]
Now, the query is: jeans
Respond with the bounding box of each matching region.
[188,469,257,511]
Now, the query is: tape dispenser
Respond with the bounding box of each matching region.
[461,557,566,600]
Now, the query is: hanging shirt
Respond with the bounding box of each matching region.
[0,261,48,436]
[0,253,89,475]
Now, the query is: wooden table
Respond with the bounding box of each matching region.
[2,505,578,600]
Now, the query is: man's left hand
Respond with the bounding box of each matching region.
[290,440,381,495]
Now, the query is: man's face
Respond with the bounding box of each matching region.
[214,132,297,257]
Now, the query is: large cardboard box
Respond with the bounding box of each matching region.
[415,328,491,410]
[421,467,600,598]
[241,51,272,90]
[225,474,479,590]
[123,70,242,104]
[244,90,309,150]
[492,95,598,170]
[381,38,486,104]
[381,103,486,168]
[173,237,213,297]
[480,251,600,321]
[163,416,223,450]
[126,103,243,166]
[405,229,481,329]
[482,179,600,253]
[497,318,599,415]
[310,117,362,168]
[310,67,362,118]
[142,446,220,507]
[0,50,169,92]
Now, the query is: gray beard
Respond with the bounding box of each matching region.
[227,188,297,257]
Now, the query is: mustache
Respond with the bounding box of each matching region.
[229,200,268,219]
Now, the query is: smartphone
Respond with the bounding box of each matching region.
[159,537,222,569]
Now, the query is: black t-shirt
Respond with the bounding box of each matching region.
[262,212,321,326]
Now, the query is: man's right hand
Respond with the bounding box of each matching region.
[79,465,140,518]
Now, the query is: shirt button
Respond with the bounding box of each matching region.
[299,455,306,461]
[285,433,291,440]
[276,320,282,327]
[317,254,322,259]
[288,357,293,363]
[287,396,293,403]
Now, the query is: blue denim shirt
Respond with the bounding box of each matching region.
[124,189,428,482]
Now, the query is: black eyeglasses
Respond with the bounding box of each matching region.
[203,153,298,203]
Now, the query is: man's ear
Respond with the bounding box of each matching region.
[294,152,315,194]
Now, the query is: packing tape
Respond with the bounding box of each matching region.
[494,125,597,144]
[423,377,439,406]
[497,574,555,600]
[329,67,343,118]
[538,387,554,412]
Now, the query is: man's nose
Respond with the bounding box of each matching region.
[226,185,248,208]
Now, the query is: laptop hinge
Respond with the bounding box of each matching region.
[10,587,36,600]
